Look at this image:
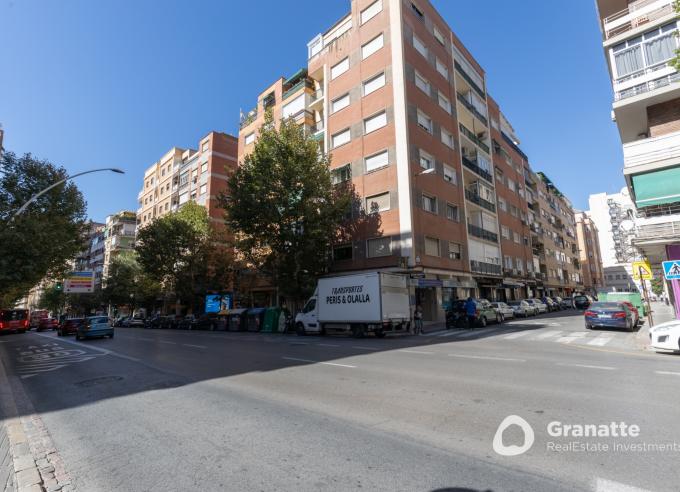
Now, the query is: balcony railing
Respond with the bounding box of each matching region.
[467,223,498,243]
[454,61,485,99]
[634,220,680,241]
[623,130,680,169]
[615,71,680,101]
[459,124,490,154]
[461,155,493,183]
[239,109,257,129]
[470,260,502,276]
[603,0,675,39]
[465,189,496,213]
[456,93,488,127]
[283,78,314,100]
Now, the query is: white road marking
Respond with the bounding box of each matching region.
[456,327,498,338]
[503,331,529,340]
[534,330,562,340]
[594,477,651,492]
[654,370,680,376]
[587,336,614,347]
[436,330,465,337]
[282,356,356,368]
[557,331,589,344]
[34,333,141,362]
[317,343,340,347]
[448,354,525,362]
[422,329,447,337]
[183,344,207,349]
[556,363,615,371]
[399,349,434,355]
[159,340,176,345]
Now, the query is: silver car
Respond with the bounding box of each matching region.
[490,302,515,321]
[523,299,544,315]
[507,300,532,317]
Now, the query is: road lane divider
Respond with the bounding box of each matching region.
[282,356,356,368]
[654,370,680,376]
[398,349,434,355]
[183,344,207,349]
[448,354,525,362]
[556,363,615,371]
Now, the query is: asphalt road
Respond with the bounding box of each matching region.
[1,309,679,492]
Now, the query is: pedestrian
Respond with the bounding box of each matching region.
[414,304,424,335]
[464,297,477,329]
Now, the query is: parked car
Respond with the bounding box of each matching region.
[584,302,635,331]
[193,314,218,331]
[507,300,532,317]
[551,297,564,311]
[76,316,114,340]
[37,317,58,332]
[30,309,49,329]
[178,315,196,330]
[59,318,85,336]
[0,309,29,334]
[573,295,593,310]
[649,320,680,353]
[524,299,546,314]
[541,297,558,312]
[490,302,514,321]
[447,299,502,328]
[127,317,146,328]
[620,301,640,327]
[113,315,129,327]
[560,298,574,309]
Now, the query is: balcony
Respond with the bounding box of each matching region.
[464,189,496,213]
[456,93,488,127]
[308,88,324,111]
[459,123,490,154]
[461,155,493,183]
[467,223,498,243]
[603,0,675,40]
[615,71,680,102]
[623,130,680,171]
[454,60,485,99]
[470,260,502,276]
[634,220,680,241]
[239,109,257,129]
[283,78,314,100]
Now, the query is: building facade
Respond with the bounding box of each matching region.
[102,211,137,283]
[239,0,583,319]
[137,131,238,228]
[595,0,680,316]
[575,212,606,293]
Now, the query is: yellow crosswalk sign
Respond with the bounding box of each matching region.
[632,261,653,280]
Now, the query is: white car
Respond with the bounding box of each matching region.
[649,320,680,353]
[491,302,514,321]
[525,299,547,314]
[507,300,532,317]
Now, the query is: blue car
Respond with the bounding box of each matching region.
[76,316,114,340]
[584,302,635,332]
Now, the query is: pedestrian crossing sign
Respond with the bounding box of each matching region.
[632,261,653,280]
[662,260,680,280]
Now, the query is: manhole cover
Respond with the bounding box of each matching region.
[74,376,124,387]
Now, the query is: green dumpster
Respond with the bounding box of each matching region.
[262,307,286,333]
[599,292,645,316]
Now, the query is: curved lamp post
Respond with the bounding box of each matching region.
[12,167,125,219]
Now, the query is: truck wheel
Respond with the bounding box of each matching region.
[352,325,366,338]
[374,329,386,338]
[295,323,306,336]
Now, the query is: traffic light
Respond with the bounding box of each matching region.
[55,282,63,291]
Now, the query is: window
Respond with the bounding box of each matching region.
[161,168,165,177]
[504,256,513,269]
[360,0,382,24]
[200,184,207,195]
[202,142,209,152]
[446,203,459,221]
[411,2,424,18]
[364,111,387,134]
[332,93,350,113]
[510,205,518,217]
[495,169,504,185]
[331,164,352,184]
[362,34,384,59]
[165,203,169,211]
[507,179,516,192]
[513,232,520,244]
[245,133,255,145]
[331,58,349,79]
[416,110,432,133]
[201,162,208,173]
[612,23,679,80]
[441,128,455,149]
[448,242,461,260]
[438,92,451,114]
[333,244,353,261]
[419,149,434,170]
[358,151,387,174]
[367,237,392,257]
[282,93,305,118]
[366,192,390,213]
[179,172,189,186]
[413,34,428,58]
[433,26,445,46]
[179,192,188,205]
[332,128,351,148]
[422,194,437,213]
[415,71,430,94]
[424,237,440,257]
[436,58,449,79]
[498,197,507,212]
[501,226,510,239]
[443,165,457,184]
[363,72,386,96]
[190,191,197,200]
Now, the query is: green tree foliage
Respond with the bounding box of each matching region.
[671,1,680,70]
[650,277,665,297]
[0,152,87,306]
[38,285,67,315]
[135,202,229,311]
[103,251,160,310]
[219,113,352,301]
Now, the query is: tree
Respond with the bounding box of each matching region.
[0,152,87,306]
[38,284,67,315]
[103,251,160,311]
[135,202,222,312]
[671,1,680,70]
[651,277,665,297]
[218,113,351,302]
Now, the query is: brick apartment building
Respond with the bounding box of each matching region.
[137,131,238,228]
[238,0,583,320]
[575,212,605,293]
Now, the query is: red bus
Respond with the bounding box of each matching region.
[0,309,29,334]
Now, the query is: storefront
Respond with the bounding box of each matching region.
[501,279,525,302]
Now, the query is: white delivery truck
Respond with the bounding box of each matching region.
[295,272,411,338]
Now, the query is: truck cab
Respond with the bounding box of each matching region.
[295,293,319,335]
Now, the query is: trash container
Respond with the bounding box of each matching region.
[227,309,248,332]
[245,308,267,332]
[263,307,287,333]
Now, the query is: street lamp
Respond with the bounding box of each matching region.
[12,167,125,219]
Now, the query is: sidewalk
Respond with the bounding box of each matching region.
[636,301,678,351]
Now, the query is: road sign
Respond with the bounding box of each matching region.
[632,261,653,280]
[64,271,94,293]
[662,260,680,280]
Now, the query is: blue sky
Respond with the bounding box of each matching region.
[0,0,623,222]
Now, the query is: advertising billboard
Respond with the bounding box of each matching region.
[64,271,95,293]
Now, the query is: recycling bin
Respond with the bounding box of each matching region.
[262,307,286,333]
[227,309,248,332]
[245,308,267,332]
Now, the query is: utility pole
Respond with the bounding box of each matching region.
[639,265,654,327]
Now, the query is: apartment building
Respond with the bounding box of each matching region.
[595,0,680,316]
[575,212,606,293]
[137,131,238,228]
[73,222,106,288]
[102,211,137,283]
[239,0,583,319]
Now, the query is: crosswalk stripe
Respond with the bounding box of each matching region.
[503,331,529,340]
[456,327,499,338]
[436,330,466,337]
[533,330,562,340]
[587,336,614,346]
[557,332,589,344]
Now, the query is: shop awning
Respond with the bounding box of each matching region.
[632,167,680,208]
[502,279,525,287]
